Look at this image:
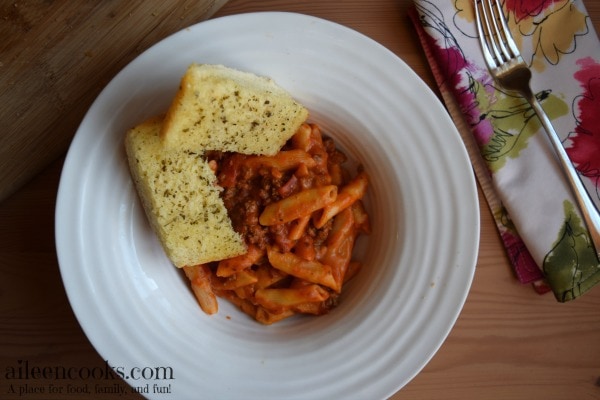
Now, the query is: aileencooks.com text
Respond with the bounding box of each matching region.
[4,359,174,382]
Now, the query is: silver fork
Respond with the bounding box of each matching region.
[474,0,600,260]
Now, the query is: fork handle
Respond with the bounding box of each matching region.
[525,91,600,260]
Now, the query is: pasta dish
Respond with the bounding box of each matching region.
[183,122,370,324]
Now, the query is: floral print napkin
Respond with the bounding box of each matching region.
[409,0,600,301]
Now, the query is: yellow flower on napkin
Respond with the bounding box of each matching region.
[507,0,589,71]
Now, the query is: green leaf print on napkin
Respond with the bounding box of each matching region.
[477,83,569,172]
[543,201,600,301]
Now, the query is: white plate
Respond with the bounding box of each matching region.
[56,12,479,400]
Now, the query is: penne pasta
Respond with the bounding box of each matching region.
[351,200,372,234]
[292,235,317,261]
[290,123,313,152]
[288,215,311,241]
[216,245,264,277]
[267,247,337,290]
[255,307,296,325]
[321,208,357,291]
[314,171,368,228]
[215,288,258,319]
[183,264,219,315]
[243,149,316,171]
[215,269,258,290]
[259,185,337,226]
[325,207,356,250]
[255,284,330,310]
[327,162,344,187]
[293,299,335,315]
[254,263,289,290]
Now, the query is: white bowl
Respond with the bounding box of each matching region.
[56,12,479,400]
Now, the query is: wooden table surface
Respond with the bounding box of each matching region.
[2,0,600,399]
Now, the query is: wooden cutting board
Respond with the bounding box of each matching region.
[0,0,228,202]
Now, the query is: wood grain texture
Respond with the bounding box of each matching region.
[0,0,228,203]
[1,0,600,399]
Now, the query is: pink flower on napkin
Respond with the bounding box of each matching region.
[568,57,600,192]
[505,0,565,21]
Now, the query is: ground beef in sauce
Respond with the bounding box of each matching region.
[207,137,340,253]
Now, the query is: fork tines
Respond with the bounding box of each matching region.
[474,0,521,68]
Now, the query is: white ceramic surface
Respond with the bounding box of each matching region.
[56,12,479,400]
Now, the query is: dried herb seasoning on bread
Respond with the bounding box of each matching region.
[160,64,308,155]
[125,115,246,267]
[125,64,309,268]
